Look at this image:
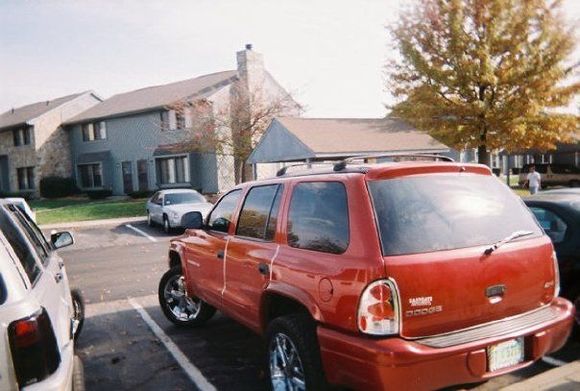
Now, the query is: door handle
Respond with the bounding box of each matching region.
[216,250,224,260]
[258,263,269,275]
[54,272,63,283]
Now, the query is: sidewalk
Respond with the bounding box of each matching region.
[502,360,580,391]
[40,216,146,230]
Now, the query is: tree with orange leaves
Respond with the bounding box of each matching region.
[388,0,579,165]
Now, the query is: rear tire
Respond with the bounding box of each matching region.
[158,266,216,327]
[266,314,327,391]
[72,355,85,391]
[71,289,85,343]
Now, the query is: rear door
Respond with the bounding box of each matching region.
[183,189,242,307]
[0,205,72,349]
[224,184,283,330]
[369,172,555,338]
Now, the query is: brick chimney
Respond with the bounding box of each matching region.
[236,43,265,96]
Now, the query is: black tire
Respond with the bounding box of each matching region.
[72,355,85,391]
[147,211,154,227]
[71,289,85,343]
[266,314,327,391]
[163,215,171,234]
[158,266,216,327]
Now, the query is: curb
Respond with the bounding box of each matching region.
[501,360,580,390]
[40,216,147,230]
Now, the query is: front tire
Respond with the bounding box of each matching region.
[163,215,171,234]
[71,289,85,343]
[158,266,216,327]
[266,314,327,391]
[147,211,154,227]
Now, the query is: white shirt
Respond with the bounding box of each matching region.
[527,171,541,188]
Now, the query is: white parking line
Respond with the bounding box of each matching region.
[541,355,567,367]
[128,297,216,391]
[125,224,158,242]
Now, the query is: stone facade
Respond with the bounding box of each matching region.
[0,92,101,196]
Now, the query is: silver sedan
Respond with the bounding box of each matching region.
[146,189,213,233]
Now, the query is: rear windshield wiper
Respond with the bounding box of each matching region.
[484,230,534,255]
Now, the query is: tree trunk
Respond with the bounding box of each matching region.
[478,145,491,166]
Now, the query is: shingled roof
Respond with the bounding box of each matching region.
[65,70,238,125]
[0,92,87,131]
[248,117,449,163]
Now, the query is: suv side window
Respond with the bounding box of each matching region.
[287,181,349,254]
[207,189,242,233]
[529,207,567,243]
[237,185,283,240]
[8,205,50,264]
[0,208,42,284]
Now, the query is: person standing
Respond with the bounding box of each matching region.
[525,165,541,194]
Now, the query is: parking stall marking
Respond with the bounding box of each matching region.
[128,297,217,391]
[125,224,158,242]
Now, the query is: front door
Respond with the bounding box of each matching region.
[137,159,149,191]
[183,189,242,307]
[122,161,133,194]
[224,184,284,331]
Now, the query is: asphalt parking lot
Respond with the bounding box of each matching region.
[50,221,579,391]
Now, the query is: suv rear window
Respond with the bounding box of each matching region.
[369,174,542,256]
[287,182,349,254]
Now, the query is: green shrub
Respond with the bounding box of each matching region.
[86,189,113,200]
[128,190,153,199]
[40,176,78,198]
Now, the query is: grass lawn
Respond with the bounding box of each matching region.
[30,197,147,225]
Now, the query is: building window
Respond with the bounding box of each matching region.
[155,156,189,185]
[13,127,31,146]
[78,163,103,188]
[161,110,178,131]
[82,122,107,141]
[17,167,35,190]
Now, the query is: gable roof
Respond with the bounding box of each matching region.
[248,117,449,163]
[66,70,239,125]
[0,92,88,131]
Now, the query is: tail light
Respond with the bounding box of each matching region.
[358,279,400,335]
[552,251,560,297]
[8,308,61,387]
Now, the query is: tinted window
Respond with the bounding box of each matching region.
[551,164,580,174]
[8,205,49,263]
[237,185,282,240]
[529,207,567,243]
[287,182,349,254]
[0,208,41,284]
[164,192,205,205]
[369,175,542,256]
[266,187,283,241]
[207,190,242,233]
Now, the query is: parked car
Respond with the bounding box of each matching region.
[3,197,36,222]
[523,193,580,332]
[518,163,580,188]
[146,189,213,233]
[541,188,580,196]
[0,200,84,390]
[158,156,573,391]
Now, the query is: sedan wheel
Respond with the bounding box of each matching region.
[163,216,171,233]
[147,212,154,227]
[158,267,215,327]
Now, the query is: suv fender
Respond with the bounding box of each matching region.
[263,282,324,328]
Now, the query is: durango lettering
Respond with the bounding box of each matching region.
[405,305,443,317]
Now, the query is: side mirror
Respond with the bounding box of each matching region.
[51,231,74,249]
[182,211,204,230]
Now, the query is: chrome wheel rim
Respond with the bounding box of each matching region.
[71,297,81,335]
[163,274,201,322]
[269,333,306,391]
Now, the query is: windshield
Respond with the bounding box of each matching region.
[164,192,205,206]
[369,174,542,256]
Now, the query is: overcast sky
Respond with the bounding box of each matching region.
[0,0,578,118]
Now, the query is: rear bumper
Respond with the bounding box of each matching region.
[318,297,574,391]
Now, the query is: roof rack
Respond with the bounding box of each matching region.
[276,162,337,177]
[333,153,454,171]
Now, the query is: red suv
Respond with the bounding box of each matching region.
[158,155,574,391]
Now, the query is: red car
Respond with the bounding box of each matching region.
[158,155,573,391]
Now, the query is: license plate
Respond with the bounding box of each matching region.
[487,338,524,372]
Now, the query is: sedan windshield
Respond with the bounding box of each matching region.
[369,174,542,256]
[164,192,205,206]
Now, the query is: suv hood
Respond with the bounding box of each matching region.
[385,237,557,338]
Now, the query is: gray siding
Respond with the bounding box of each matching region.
[69,112,219,195]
